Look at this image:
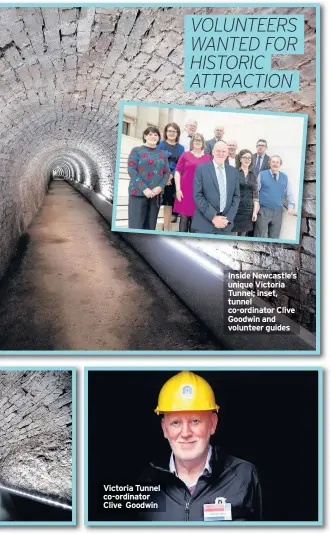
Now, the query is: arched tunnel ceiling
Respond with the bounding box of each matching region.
[0,6,317,331]
[0,6,316,176]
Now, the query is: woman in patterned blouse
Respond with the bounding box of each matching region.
[127,126,171,230]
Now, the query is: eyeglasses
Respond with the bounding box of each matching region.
[194,139,203,142]
[257,144,266,148]
[241,156,252,160]
[167,129,177,133]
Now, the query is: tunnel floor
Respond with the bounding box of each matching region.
[0,181,220,351]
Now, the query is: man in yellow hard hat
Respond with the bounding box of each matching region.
[142,371,262,522]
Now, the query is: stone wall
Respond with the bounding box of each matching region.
[0,7,317,331]
[0,371,72,501]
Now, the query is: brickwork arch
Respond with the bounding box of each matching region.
[0,6,317,329]
[0,371,72,500]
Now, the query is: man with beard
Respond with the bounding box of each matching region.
[140,371,262,522]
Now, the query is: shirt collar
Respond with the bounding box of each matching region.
[270,169,279,179]
[169,445,213,476]
[213,159,225,171]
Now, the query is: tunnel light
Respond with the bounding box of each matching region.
[163,237,223,278]
[0,483,72,510]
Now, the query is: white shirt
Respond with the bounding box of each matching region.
[169,445,213,482]
[213,160,227,212]
[228,156,236,167]
[179,131,192,152]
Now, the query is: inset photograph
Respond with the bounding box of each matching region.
[86,368,322,525]
[112,102,307,243]
[0,369,75,525]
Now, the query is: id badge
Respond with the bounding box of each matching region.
[203,497,232,521]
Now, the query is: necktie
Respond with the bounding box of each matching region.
[217,165,226,213]
[273,173,277,181]
[255,155,262,174]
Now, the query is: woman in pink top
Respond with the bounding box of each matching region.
[174,133,212,232]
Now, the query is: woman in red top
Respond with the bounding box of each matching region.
[174,133,212,232]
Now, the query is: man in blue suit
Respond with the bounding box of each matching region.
[191,141,240,234]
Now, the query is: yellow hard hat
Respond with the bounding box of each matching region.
[155,371,219,415]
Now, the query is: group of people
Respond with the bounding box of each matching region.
[126,118,295,238]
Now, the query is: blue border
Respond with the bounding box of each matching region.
[112,101,308,245]
[84,367,323,526]
[0,367,76,527]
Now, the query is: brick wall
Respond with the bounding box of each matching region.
[0,7,317,331]
[0,371,72,500]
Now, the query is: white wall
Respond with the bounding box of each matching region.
[115,135,165,228]
[180,109,305,210]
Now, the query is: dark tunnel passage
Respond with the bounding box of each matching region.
[0,6,317,352]
[0,180,220,351]
[45,148,101,190]
[0,486,72,522]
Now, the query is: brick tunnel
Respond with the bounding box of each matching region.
[0,371,72,521]
[0,7,317,351]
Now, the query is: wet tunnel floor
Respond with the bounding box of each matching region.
[0,181,220,351]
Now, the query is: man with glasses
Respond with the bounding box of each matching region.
[252,139,270,175]
[191,141,240,234]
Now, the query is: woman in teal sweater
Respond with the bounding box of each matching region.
[127,126,171,230]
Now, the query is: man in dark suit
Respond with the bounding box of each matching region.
[191,141,240,234]
[205,125,225,155]
[252,139,270,175]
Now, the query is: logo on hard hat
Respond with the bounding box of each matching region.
[181,384,193,399]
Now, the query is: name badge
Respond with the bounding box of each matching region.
[203,497,232,521]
